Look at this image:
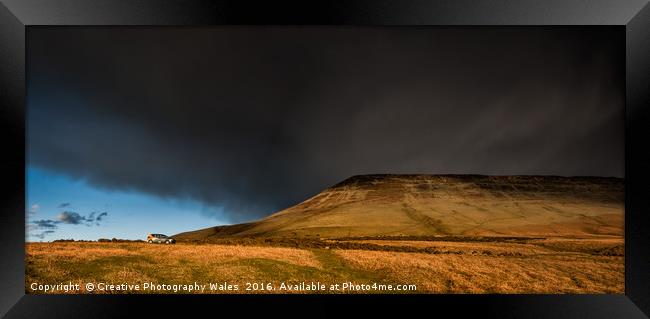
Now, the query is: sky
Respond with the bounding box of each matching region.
[26,27,624,241]
[26,166,226,241]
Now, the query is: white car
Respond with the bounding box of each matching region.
[146,233,176,244]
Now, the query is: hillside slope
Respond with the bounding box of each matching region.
[174,174,624,240]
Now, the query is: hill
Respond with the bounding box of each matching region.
[173,174,624,241]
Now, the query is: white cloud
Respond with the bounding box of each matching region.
[29,204,40,215]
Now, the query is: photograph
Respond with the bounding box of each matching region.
[25,26,625,294]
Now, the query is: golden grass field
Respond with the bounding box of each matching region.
[25,236,623,294]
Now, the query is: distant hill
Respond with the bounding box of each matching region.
[173,174,624,241]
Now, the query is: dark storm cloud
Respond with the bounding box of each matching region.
[27,27,625,222]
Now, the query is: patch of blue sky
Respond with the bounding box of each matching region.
[26,166,226,241]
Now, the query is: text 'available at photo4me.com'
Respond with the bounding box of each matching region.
[29,281,419,293]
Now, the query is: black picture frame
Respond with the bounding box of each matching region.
[1,1,649,318]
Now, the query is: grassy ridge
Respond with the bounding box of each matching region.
[173,175,624,240]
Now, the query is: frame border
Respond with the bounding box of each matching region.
[1,1,649,318]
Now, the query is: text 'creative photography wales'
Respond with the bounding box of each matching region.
[25,27,624,294]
